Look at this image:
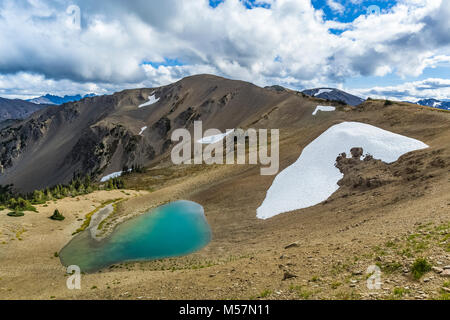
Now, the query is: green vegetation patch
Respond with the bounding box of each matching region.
[411,258,432,280]
[72,198,122,235]
[376,261,403,274]
[49,209,65,221]
[7,211,24,217]
[0,173,127,213]
[289,285,312,300]
[392,287,409,298]
[258,289,272,299]
[7,197,37,212]
[97,199,124,231]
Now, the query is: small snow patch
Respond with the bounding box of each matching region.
[256,122,429,220]
[312,105,335,116]
[138,94,160,108]
[139,126,147,136]
[100,171,123,182]
[197,130,235,144]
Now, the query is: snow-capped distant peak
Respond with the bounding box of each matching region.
[315,89,333,96]
[302,88,364,106]
[28,93,95,105]
[28,97,57,105]
[414,98,449,111]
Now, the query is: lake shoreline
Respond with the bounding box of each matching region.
[89,204,114,241]
[59,200,212,273]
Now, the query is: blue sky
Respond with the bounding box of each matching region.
[205,0,450,100]
[312,0,397,22]
[0,0,449,101]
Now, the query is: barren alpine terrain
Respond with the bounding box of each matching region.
[0,78,449,300]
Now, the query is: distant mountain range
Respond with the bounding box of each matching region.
[0,97,49,122]
[302,88,365,106]
[0,93,95,123]
[414,98,450,110]
[265,85,365,106]
[1,85,448,135]
[302,89,450,110]
[28,93,96,105]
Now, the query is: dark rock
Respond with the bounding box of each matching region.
[282,271,297,281]
[351,147,364,159]
[284,242,300,249]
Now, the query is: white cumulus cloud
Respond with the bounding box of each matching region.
[0,0,448,99]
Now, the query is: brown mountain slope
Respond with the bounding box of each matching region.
[0,74,330,192]
[0,98,448,300]
[87,99,450,300]
[0,97,49,122]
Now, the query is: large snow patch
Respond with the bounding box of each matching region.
[256,122,429,220]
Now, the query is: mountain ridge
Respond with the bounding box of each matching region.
[0,97,49,122]
[1,74,448,193]
[302,87,365,106]
[414,98,450,110]
[28,93,96,105]
[0,74,306,192]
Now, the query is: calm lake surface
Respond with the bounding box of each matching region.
[59,200,212,273]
